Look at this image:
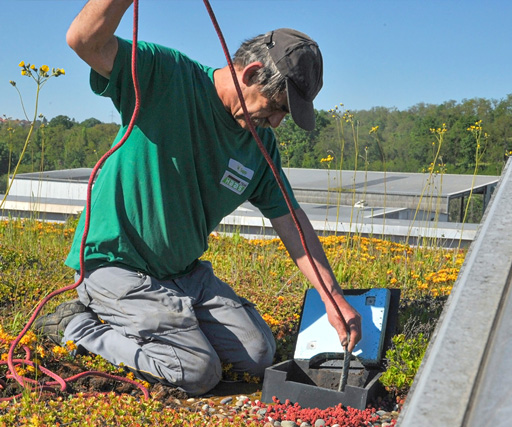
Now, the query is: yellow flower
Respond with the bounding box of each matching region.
[51,345,69,357]
[19,61,25,67]
[20,330,37,346]
[15,366,27,377]
[21,70,27,76]
[40,65,49,73]
[66,340,77,351]
[320,154,334,163]
[262,313,280,326]
[29,415,42,427]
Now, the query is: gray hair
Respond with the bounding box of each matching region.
[233,33,286,101]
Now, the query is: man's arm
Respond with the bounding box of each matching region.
[270,208,362,352]
[66,0,133,78]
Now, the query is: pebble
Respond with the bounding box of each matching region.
[281,421,298,427]
[220,396,232,405]
[257,408,268,417]
[300,422,311,427]
[314,420,326,427]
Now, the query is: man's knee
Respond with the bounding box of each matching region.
[132,352,222,396]
[175,353,222,395]
[238,301,277,376]
[236,338,275,378]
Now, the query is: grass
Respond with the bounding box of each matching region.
[0,218,465,425]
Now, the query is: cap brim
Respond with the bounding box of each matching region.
[286,79,316,131]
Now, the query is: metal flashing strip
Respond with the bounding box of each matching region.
[398,158,512,426]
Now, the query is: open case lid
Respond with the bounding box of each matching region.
[294,288,396,365]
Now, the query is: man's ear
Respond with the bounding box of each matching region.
[241,62,264,86]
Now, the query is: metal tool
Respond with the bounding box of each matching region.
[339,344,351,392]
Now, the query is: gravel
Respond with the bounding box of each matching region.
[176,393,400,426]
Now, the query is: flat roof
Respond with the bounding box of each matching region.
[13,168,96,182]
[12,168,499,199]
[285,168,499,198]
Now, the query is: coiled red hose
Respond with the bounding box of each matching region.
[3,0,148,401]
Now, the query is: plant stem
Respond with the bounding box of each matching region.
[0,85,40,210]
[13,86,30,121]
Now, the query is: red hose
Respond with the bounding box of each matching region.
[202,0,349,335]
[3,0,148,401]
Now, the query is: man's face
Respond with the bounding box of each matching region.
[233,87,289,130]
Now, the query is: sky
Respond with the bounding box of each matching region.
[1,0,512,124]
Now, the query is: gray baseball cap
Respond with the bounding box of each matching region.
[264,28,323,131]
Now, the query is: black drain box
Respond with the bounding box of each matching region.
[261,288,399,410]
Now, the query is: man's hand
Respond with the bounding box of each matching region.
[322,289,362,353]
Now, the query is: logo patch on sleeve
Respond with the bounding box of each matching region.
[220,171,249,195]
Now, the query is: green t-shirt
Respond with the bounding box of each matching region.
[65,38,299,279]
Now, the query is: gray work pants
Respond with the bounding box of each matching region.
[64,260,276,395]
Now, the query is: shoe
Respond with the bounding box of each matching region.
[34,298,88,345]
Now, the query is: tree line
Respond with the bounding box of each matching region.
[274,95,512,176]
[0,115,119,192]
[1,95,512,191]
